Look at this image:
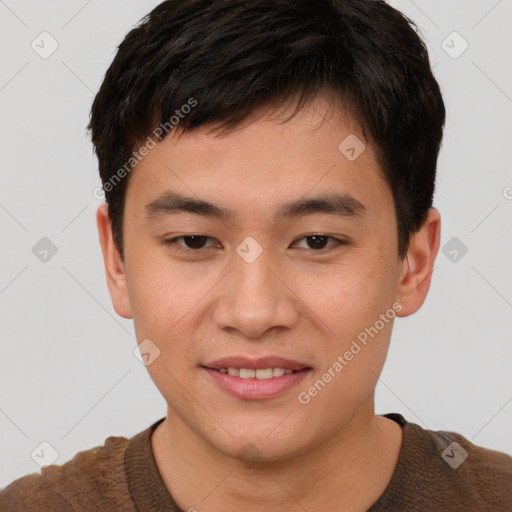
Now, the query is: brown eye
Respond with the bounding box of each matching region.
[305,235,330,250]
[293,235,346,251]
[164,235,219,250]
[180,235,209,249]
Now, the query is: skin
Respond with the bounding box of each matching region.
[97,92,441,511]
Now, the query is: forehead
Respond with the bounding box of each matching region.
[125,95,392,225]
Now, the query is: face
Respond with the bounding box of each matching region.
[98,94,438,462]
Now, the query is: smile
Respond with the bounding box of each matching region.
[217,367,296,379]
[202,365,311,399]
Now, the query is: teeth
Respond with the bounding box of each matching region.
[219,367,297,379]
[256,368,273,379]
[273,367,285,377]
[240,368,256,378]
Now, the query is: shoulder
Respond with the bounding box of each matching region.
[0,435,134,512]
[408,421,512,509]
[430,428,512,485]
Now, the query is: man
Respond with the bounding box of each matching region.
[1,0,511,510]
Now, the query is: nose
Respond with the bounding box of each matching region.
[212,250,301,339]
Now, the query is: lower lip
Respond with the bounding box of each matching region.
[202,367,310,400]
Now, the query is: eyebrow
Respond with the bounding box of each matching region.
[145,191,368,222]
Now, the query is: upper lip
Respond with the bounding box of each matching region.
[203,356,310,371]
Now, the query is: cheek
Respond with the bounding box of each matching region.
[124,247,198,341]
[125,251,225,373]
[126,274,171,340]
[290,252,397,398]
[319,262,397,400]
[298,309,394,422]
[290,254,394,338]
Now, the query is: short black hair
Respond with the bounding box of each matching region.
[87,0,445,261]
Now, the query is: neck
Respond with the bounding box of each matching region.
[151,402,403,512]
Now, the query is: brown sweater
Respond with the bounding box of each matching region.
[1,413,511,511]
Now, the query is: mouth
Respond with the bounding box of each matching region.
[201,356,311,399]
[205,367,306,379]
[203,356,310,376]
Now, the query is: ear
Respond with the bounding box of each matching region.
[396,207,441,317]
[96,204,133,319]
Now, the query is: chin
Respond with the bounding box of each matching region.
[202,422,308,464]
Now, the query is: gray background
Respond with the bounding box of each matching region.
[1,0,511,487]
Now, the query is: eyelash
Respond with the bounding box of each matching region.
[162,234,349,254]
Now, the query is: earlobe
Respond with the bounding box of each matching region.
[396,208,441,317]
[96,204,133,319]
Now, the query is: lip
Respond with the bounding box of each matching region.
[203,356,310,371]
[201,356,312,400]
[203,367,310,400]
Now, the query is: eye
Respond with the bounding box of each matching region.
[163,234,348,253]
[164,235,219,250]
[292,235,347,251]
